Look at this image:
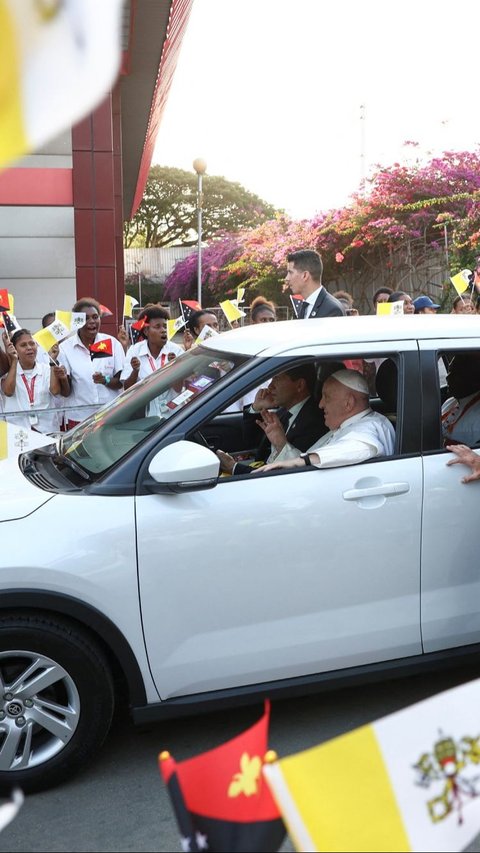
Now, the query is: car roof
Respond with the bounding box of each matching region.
[201,315,480,357]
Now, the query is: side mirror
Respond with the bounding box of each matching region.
[147,440,220,493]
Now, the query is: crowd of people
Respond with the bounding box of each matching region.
[0,248,479,452]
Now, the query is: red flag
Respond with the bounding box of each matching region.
[130,316,148,344]
[159,702,285,852]
[0,290,10,312]
[289,294,306,318]
[180,299,202,322]
[89,338,113,359]
[99,304,113,317]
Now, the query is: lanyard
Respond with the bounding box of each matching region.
[21,373,37,406]
[147,353,166,373]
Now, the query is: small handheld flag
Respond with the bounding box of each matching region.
[263,677,480,853]
[99,304,113,317]
[220,299,246,325]
[450,270,471,297]
[89,339,113,360]
[123,295,139,318]
[0,313,20,336]
[159,702,285,853]
[289,294,305,318]
[167,316,186,341]
[0,290,10,313]
[33,319,70,352]
[377,300,404,316]
[180,299,202,322]
[237,286,245,304]
[130,316,148,345]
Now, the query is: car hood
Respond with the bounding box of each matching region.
[0,426,56,521]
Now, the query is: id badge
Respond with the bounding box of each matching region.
[28,413,38,425]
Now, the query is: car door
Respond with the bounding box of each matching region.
[419,338,480,653]
[136,341,424,700]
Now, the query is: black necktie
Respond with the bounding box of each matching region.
[278,408,291,432]
[299,301,309,319]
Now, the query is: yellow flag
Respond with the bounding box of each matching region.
[237,286,245,304]
[0,421,8,461]
[55,310,72,329]
[264,676,480,852]
[167,316,185,341]
[33,327,57,352]
[0,0,123,169]
[377,302,393,315]
[220,299,246,324]
[123,295,139,318]
[8,293,13,313]
[450,270,470,296]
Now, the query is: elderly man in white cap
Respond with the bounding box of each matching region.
[257,368,395,472]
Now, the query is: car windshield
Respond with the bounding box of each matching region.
[59,346,249,475]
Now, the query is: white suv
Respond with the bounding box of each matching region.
[1,315,479,792]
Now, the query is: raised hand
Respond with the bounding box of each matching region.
[256,409,287,451]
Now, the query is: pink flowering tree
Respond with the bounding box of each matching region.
[164,150,480,310]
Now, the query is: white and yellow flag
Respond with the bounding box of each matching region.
[264,677,480,852]
[450,270,471,296]
[0,0,123,169]
[377,300,404,316]
[220,299,246,325]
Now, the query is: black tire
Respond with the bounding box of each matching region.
[0,612,115,794]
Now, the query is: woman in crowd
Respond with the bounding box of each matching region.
[59,297,125,429]
[452,295,476,314]
[1,328,69,433]
[250,296,276,324]
[388,291,415,314]
[121,306,183,390]
[183,309,219,350]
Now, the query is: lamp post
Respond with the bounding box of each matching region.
[193,158,207,306]
[134,259,142,309]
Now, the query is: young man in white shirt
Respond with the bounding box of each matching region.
[257,369,395,472]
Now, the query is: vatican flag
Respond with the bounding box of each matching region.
[0,0,123,169]
[450,270,471,296]
[263,677,480,852]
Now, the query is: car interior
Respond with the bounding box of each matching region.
[187,355,400,470]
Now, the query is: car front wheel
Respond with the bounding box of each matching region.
[0,613,115,793]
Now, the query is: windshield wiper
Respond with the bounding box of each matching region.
[52,453,92,482]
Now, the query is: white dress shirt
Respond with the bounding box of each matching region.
[59,333,125,422]
[274,408,395,466]
[120,339,183,382]
[303,286,324,318]
[0,362,57,433]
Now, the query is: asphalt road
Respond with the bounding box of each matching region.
[2,664,480,853]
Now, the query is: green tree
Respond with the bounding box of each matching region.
[123,165,278,248]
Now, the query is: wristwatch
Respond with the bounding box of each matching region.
[104,375,111,386]
[301,453,312,467]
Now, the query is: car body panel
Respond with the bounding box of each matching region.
[136,455,423,699]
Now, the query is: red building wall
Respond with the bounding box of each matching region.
[72,86,124,336]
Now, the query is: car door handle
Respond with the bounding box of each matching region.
[342,482,410,501]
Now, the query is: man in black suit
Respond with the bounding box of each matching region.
[286,249,345,318]
[217,363,327,475]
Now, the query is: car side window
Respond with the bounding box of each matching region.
[192,353,401,479]
[437,349,480,449]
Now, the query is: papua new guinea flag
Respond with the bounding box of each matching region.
[180,299,202,322]
[289,294,306,318]
[159,701,285,853]
[89,338,113,360]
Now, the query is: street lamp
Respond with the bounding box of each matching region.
[193,157,207,306]
[134,259,142,308]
